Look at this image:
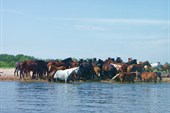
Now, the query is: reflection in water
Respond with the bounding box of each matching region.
[0,82,170,113]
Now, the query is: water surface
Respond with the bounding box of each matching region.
[0,82,170,113]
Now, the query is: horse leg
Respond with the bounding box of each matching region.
[119,75,123,83]
[132,78,134,83]
[101,71,105,80]
[65,78,69,83]
[154,75,157,83]
[19,70,22,79]
[14,68,17,76]
[17,70,19,76]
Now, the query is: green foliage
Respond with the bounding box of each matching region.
[0,54,36,67]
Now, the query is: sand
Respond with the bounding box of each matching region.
[0,68,20,81]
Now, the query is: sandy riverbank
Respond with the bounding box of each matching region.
[0,68,20,81]
[0,68,170,82]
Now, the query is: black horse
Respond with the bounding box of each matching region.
[62,57,73,68]
[126,59,137,65]
[35,60,48,78]
[79,61,92,80]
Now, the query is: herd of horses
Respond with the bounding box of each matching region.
[14,57,170,83]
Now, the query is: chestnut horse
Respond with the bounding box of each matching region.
[141,72,157,83]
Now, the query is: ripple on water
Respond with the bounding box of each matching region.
[0,82,170,113]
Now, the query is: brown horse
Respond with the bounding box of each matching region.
[119,72,137,83]
[47,61,66,69]
[102,62,118,80]
[162,63,170,73]
[141,72,157,83]
[20,60,39,79]
[92,65,101,79]
[127,61,151,73]
[48,65,66,73]
[110,63,127,73]
[70,61,78,68]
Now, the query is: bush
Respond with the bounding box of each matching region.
[0,54,36,68]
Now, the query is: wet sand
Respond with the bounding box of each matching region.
[0,68,170,82]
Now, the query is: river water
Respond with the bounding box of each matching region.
[0,81,170,113]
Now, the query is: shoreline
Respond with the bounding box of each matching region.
[0,68,170,83]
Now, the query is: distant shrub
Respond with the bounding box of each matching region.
[0,54,36,68]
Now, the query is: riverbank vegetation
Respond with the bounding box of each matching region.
[0,54,36,67]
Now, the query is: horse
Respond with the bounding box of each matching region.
[47,60,66,71]
[119,72,137,83]
[127,61,151,73]
[115,57,123,63]
[70,61,78,68]
[48,65,66,73]
[34,60,48,79]
[162,63,170,73]
[53,67,80,83]
[61,57,74,68]
[141,72,157,83]
[79,61,92,80]
[126,59,137,65]
[20,60,39,79]
[91,65,101,79]
[110,63,127,73]
[111,72,141,83]
[14,62,22,76]
[102,62,118,80]
[128,58,132,62]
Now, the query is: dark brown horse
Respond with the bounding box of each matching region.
[102,62,118,80]
[126,59,137,65]
[141,72,157,83]
[119,72,137,83]
[47,61,66,70]
[20,60,39,79]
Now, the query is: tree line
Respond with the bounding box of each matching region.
[0,54,79,68]
[0,54,36,67]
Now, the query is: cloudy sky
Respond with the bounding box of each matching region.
[0,0,170,63]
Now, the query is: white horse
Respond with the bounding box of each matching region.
[53,67,79,83]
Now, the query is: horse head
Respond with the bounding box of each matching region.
[143,61,151,67]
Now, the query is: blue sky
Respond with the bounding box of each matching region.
[0,0,170,63]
